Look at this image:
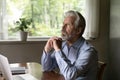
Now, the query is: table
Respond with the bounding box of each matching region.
[41,71,65,80]
[10,62,65,80]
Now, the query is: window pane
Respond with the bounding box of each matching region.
[7,0,85,39]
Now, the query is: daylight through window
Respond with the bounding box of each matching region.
[4,0,85,40]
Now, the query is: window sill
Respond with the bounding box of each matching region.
[0,38,48,44]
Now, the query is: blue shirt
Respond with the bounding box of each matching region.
[41,37,98,80]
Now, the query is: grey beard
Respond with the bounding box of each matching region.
[61,34,74,41]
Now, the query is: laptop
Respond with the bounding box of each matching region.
[0,54,38,80]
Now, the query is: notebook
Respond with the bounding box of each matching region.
[0,54,38,80]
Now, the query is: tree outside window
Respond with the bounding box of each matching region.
[7,0,85,39]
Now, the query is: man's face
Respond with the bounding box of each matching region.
[61,16,77,41]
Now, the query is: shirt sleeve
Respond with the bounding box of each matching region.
[41,50,57,71]
[54,48,97,80]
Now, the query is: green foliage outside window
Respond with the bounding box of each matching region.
[7,0,85,38]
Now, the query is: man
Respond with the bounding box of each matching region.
[41,10,98,80]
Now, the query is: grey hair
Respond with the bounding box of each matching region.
[64,10,86,29]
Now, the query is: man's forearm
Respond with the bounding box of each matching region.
[41,51,54,71]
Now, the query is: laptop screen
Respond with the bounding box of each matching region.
[0,54,13,80]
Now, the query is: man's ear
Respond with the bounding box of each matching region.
[76,27,82,34]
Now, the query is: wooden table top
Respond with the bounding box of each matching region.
[41,71,65,80]
[10,62,65,80]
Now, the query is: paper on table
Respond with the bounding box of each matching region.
[13,74,38,80]
[10,67,26,74]
[0,54,13,80]
[0,67,26,75]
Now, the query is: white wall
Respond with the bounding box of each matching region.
[0,41,46,63]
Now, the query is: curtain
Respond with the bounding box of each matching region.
[83,0,100,40]
[0,0,7,40]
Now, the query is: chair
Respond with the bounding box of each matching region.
[98,61,107,80]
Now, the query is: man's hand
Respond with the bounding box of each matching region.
[44,37,62,53]
[44,38,54,53]
[52,37,62,51]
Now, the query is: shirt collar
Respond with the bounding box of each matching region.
[71,37,84,49]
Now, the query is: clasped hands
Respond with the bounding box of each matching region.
[44,37,62,53]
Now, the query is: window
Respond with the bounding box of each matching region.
[0,0,100,40]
